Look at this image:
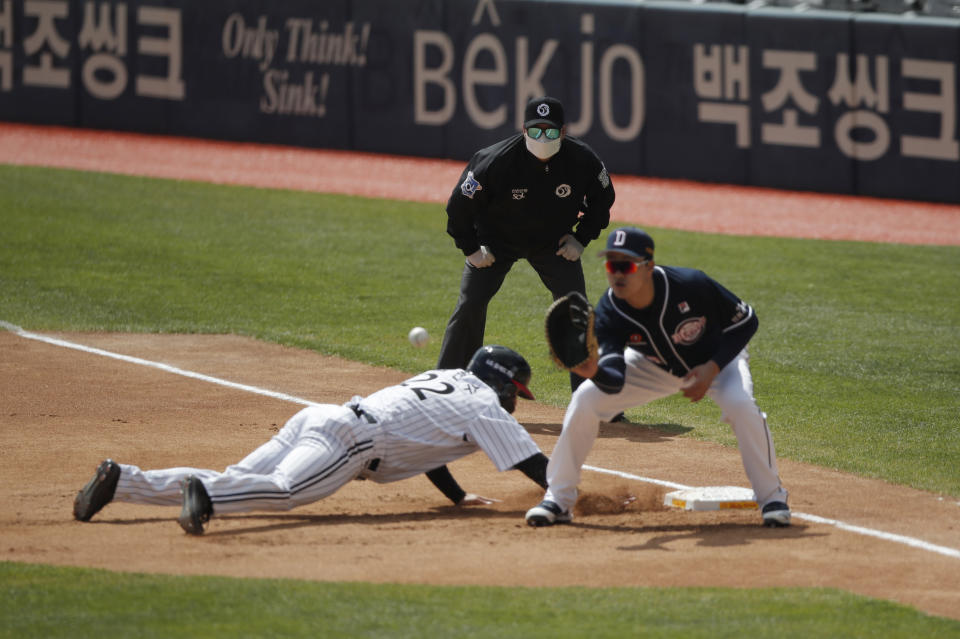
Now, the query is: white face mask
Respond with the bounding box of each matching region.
[525,133,561,160]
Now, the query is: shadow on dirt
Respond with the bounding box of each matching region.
[192,508,529,536]
[88,510,820,549]
[524,421,693,443]
[570,521,826,551]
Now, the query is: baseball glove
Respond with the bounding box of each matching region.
[545,291,599,370]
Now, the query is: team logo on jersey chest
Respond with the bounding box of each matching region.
[628,333,647,346]
[512,188,527,200]
[460,171,482,199]
[671,316,706,345]
[555,184,572,198]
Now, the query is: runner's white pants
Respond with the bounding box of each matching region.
[544,349,787,512]
[111,405,382,514]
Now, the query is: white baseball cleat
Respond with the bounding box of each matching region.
[525,500,573,527]
[761,501,791,527]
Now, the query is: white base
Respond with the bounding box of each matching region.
[663,486,758,511]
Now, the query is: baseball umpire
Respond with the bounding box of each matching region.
[526,227,790,528]
[73,345,550,535]
[436,96,615,390]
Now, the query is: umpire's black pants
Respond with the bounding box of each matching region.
[436,248,586,391]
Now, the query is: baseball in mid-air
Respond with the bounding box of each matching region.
[408,326,429,348]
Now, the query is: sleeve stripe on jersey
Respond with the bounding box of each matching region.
[721,304,754,333]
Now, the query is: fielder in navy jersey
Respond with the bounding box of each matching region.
[526,227,791,528]
[73,346,549,535]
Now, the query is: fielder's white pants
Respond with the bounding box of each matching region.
[111,405,382,514]
[544,349,787,512]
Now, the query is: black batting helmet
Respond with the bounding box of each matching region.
[467,345,534,413]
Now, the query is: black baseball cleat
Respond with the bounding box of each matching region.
[73,459,121,521]
[178,476,213,535]
[525,500,573,527]
[608,412,629,423]
[761,501,791,527]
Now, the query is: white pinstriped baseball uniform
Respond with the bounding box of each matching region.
[108,369,541,514]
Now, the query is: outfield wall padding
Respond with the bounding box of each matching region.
[2,0,959,203]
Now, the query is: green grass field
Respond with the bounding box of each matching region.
[2,164,959,634]
[3,562,959,639]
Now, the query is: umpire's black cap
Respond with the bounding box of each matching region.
[597,227,655,261]
[523,96,565,129]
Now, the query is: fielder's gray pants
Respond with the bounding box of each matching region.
[543,349,788,512]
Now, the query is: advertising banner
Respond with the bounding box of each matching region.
[746,9,855,194]
[643,3,749,184]
[852,15,960,202]
[2,0,959,203]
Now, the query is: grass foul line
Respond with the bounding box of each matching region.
[1,321,321,408]
[583,464,690,491]
[5,320,958,561]
[791,512,960,560]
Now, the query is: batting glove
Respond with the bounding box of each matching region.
[467,245,496,268]
[556,234,584,261]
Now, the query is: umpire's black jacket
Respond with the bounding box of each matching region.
[445,134,615,260]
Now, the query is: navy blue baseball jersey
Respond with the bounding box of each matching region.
[592,265,758,393]
[445,134,614,259]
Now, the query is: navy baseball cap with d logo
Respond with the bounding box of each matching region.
[597,228,655,261]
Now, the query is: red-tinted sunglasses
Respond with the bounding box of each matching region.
[605,260,645,274]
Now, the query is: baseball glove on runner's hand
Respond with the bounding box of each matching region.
[545,291,599,370]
